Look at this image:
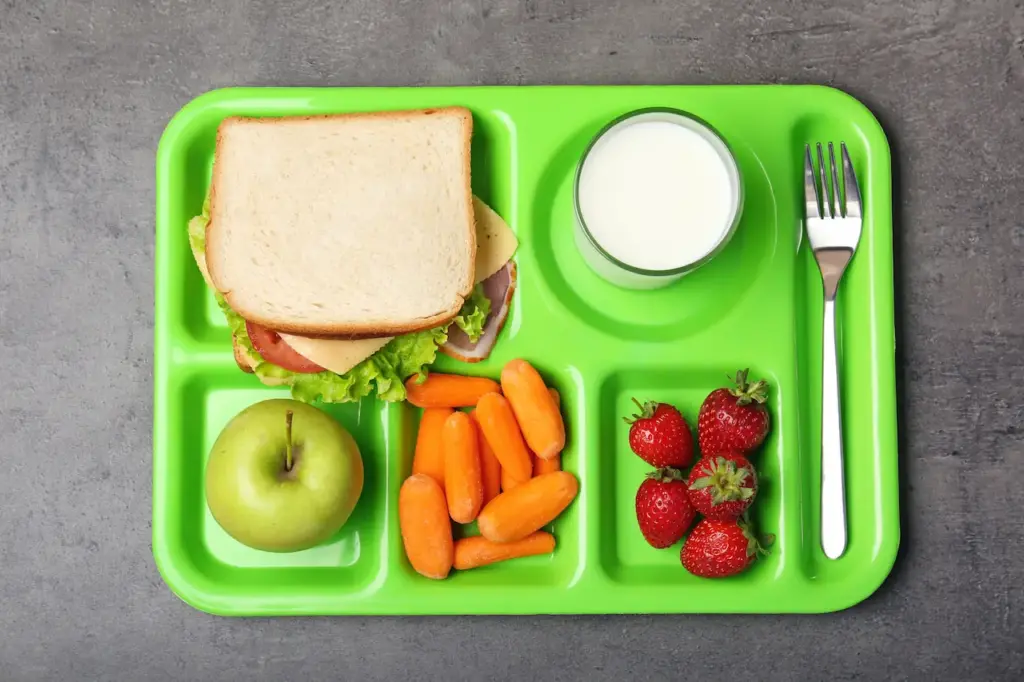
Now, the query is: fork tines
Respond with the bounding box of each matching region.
[804,142,861,220]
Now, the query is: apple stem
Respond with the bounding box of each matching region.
[285,409,294,472]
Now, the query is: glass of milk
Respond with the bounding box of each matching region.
[573,108,743,289]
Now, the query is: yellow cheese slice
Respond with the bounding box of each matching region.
[276,196,517,375]
[472,195,519,281]
[275,334,392,374]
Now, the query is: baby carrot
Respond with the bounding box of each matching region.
[533,388,563,474]
[475,392,533,483]
[442,412,484,523]
[471,410,502,505]
[412,407,453,489]
[399,474,454,580]
[454,532,556,570]
[405,373,501,408]
[501,464,529,492]
[500,359,565,461]
[533,451,561,476]
[477,471,579,543]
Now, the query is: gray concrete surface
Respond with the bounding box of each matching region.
[1,0,1022,680]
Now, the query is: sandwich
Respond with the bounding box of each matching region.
[187,107,518,403]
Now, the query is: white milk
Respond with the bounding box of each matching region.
[575,111,741,288]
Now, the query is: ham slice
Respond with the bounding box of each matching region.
[441,261,517,363]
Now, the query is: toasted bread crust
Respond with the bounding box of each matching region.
[232,337,255,373]
[206,107,476,337]
[227,305,461,339]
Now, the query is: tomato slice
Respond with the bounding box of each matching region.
[245,321,325,374]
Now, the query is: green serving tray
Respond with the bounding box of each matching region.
[154,85,899,616]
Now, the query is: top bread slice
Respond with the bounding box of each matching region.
[205,107,476,337]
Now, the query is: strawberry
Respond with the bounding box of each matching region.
[697,369,770,455]
[687,452,758,520]
[680,517,767,578]
[635,467,697,548]
[624,399,694,468]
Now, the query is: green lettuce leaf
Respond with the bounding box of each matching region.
[187,194,211,253]
[216,289,449,403]
[453,284,491,343]
[288,325,449,404]
[214,283,480,404]
[215,292,263,370]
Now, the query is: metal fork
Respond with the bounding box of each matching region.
[804,142,862,560]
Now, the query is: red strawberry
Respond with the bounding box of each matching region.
[625,399,694,468]
[687,452,758,520]
[635,467,697,549]
[697,369,770,455]
[680,517,766,578]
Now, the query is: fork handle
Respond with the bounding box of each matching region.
[821,297,847,559]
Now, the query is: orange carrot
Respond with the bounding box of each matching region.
[399,474,454,580]
[454,532,556,570]
[475,392,533,483]
[477,471,579,543]
[501,464,528,492]
[412,407,452,489]
[442,412,484,523]
[500,359,565,461]
[533,451,561,476]
[532,389,562,474]
[471,410,502,505]
[405,373,501,408]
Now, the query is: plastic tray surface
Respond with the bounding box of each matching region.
[153,85,898,616]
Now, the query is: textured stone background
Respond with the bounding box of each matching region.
[1,0,1022,680]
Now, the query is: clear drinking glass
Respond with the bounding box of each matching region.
[573,108,744,289]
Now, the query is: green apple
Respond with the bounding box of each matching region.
[205,398,364,552]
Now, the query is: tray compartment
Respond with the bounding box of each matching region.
[165,97,520,344]
[593,365,788,584]
[790,107,900,588]
[385,388,584,590]
[153,366,391,614]
[526,123,785,343]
